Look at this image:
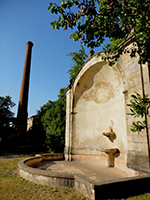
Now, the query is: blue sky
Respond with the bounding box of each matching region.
[0,0,107,117]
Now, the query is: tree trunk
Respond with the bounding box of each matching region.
[140,62,150,167]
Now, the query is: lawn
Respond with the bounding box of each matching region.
[0,153,150,200]
[0,153,89,200]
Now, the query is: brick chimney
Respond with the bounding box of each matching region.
[17,41,33,134]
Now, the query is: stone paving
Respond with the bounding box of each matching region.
[19,154,150,199]
[38,160,128,182]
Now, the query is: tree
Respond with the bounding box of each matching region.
[67,44,88,82]
[0,96,16,152]
[0,96,16,132]
[34,45,88,152]
[48,0,150,65]
[48,0,150,163]
[127,93,150,132]
[41,88,66,153]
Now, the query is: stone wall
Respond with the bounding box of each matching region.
[118,44,150,172]
[18,154,150,200]
[65,42,150,173]
[27,116,34,131]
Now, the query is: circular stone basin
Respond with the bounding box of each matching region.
[18,153,150,200]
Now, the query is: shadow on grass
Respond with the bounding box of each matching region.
[0,144,51,159]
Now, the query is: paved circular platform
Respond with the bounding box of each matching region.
[19,154,150,199]
[38,160,127,182]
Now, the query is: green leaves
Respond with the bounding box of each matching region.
[67,44,88,82]
[101,38,124,66]
[70,32,79,41]
[47,0,150,67]
[130,121,147,132]
[0,96,16,137]
[0,96,15,122]
[48,3,53,11]
[50,21,57,29]
[127,93,150,132]
[37,88,66,153]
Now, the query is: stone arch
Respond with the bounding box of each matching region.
[69,57,128,164]
[73,61,107,107]
[65,47,150,173]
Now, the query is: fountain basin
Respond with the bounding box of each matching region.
[18,153,150,200]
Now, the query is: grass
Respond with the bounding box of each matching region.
[0,153,89,200]
[0,176,88,200]
[0,153,150,200]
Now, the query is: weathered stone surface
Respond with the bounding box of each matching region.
[65,41,150,174]
[18,154,150,200]
[67,61,127,166]
[127,151,150,173]
[75,174,95,200]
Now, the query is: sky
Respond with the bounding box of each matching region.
[0,0,107,117]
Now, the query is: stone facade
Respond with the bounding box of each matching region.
[27,116,34,131]
[65,42,150,173]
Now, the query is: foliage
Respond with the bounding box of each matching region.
[0,96,16,128]
[0,96,16,153]
[48,0,150,65]
[32,95,65,148]
[100,38,124,66]
[67,44,88,82]
[34,45,88,152]
[127,93,150,132]
[36,88,66,153]
[0,96,16,139]
[48,0,150,137]
[44,88,66,153]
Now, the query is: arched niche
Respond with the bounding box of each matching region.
[71,60,127,162]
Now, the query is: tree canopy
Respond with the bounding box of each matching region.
[36,88,66,153]
[34,45,88,152]
[0,96,16,130]
[127,93,150,132]
[48,0,150,65]
[48,0,150,135]
[0,96,16,150]
[47,1,150,159]
[67,44,88,82]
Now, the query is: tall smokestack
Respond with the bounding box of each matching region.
[17,41,33,133]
